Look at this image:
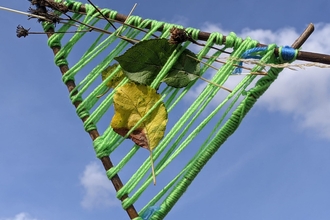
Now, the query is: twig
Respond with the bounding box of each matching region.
[16,24,93,37]
[187,54,268,76]
[117,3,138,36]
[58,12,138,44]
[86,0,117,30]
[188,36,231,55]
[1,4,157,42]
[0,5,55,22]
[77,1,159,39]
[198,75,232,92]
[291,23,314,49]
[169,27,231,55]
[58,2,330,65]
[183,55,232,92]
[0,4,140,44]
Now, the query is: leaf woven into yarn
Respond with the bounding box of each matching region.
[111,82,168,184]
[162,49,200,88]
[115,38,200,88]
[101,63,125,88]
[111,82,168,151]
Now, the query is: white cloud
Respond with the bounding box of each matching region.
[203,21,299,47]
[255,25,330,139]
[190,22,330,139]
[0,213,38,220]
[80,161,120,209]
[169,15,189,27]
[202,22,230,36]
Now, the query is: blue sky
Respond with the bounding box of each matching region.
[1,1,330,220]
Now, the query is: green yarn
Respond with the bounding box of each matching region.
[43,1,297,219]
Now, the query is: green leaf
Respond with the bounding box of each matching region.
[115,38,201,88]
[115,39,177,85]
[162,49,200,88]
[162,71,199,88]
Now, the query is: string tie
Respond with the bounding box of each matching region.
[141,206,161,220]
[278,46,297,62]
[233,46,268,74]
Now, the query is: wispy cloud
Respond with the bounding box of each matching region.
[0,212,38,220]
[190,22,330,139]
[80,161,120,209]
[169,15,189,27]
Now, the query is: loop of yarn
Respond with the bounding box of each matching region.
[278,46,298,62]
[94,136,111,158]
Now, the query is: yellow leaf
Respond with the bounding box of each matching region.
[111,82,168,185]
[111,82,168,151]
[102,63,125,89]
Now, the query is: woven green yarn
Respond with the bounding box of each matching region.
[42,1,297,219]
[150,45,282,220]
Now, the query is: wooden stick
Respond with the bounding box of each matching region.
[54,2,330,65]
[86,0,117,30]
[291,23,314,49]
[291,24,313,49]
[30,3,140,220]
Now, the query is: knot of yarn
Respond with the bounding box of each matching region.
[61,70,75,83]
[233,46,268,74]
[45,28,68,67]
[278,46,297,62]
[54,52,69,67]
[121,196,133,210]
[68,0,83,12]
[224,32,237,48]
[93,136,111,158]
[69,89,83,103]
[209,32,223,45]
[83,119,97,132]
[185,27,200,42]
